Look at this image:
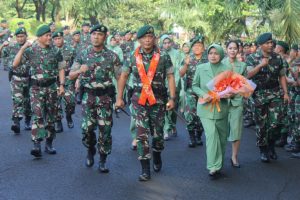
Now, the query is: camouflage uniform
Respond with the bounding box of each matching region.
[71,45,121,155]
[64,34,72,45]
[56,44,76,122]
[123,47,173,160]
[24,43,64,141]
[181,53,207,136]
[0,28,11,70]
[2,43,31,123]
[79,33,91,50]
[246,50,286,149]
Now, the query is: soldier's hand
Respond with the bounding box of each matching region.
[80,65,89,73]
[260,58,269,67]
[115,98,125,109]
[283,93,290,104]
[184,55,190,66]
[75,79,80,92]
[21,41,31,50]
[166,99,175,111]
[2,41,9,46]
[58,85,65,96]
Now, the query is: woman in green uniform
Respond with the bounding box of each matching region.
[223,40,247,168]
[192,44,231,179]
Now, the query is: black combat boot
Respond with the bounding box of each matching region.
[268,140,278,160]
[85,147,96,167]
[55,120,63,133]
[31,140,42,157]
[275,135,287,148]
[11,117,20,134]
[45,138,57,154]
[188,131,196,148]
[153,151,162,172]
[139,159,151,181]
[66,114,74,129]
[24,116,31,131]
[195,129,203,146]
[259,146,270,163]
[98,153,109,173]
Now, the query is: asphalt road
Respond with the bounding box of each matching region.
[0,70,299,200]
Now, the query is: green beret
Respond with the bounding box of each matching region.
[36,24,51,37]
[17,21,24,25]
[1,19,7,23]
[82,22,90,27]
[291,44,298,51]
[256,32,272,45]
[90,24,108,34]
[72,30,80,36]
[15,27,27,36]
[137,25,154,39]
[277,41,289,52]
[52,30,64,38]
[190,35,204,47]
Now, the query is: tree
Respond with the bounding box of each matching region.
[32,0,49,22]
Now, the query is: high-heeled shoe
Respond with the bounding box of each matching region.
[231,158,241,168]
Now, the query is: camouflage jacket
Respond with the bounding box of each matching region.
[181,53,208,91]
[0,28,11,43]
[246,50,286,90]
[64,34,72,45]
[2,42,30,76]
[80,33,91,48]
[59,44,76,73]
[123,47,174,104]
[71,45,121,89]
[24,43,64,80]
[120,40,135,61]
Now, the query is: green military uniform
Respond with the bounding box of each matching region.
[71,25,121,171]
[192,44,229,175]
[0,20,11,71]
[2,28,31,133]
[222,57,247,142]
[246,33,286,162]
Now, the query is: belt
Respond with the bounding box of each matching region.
[84,86,115,96]
[12,72,29,78]
[31,78,56,87]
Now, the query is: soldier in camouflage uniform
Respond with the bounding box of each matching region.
[52,30,76,131]
[0,27,31,134]
[246,33,290,163]
[116,25,176,181]
[13,24,66,158]
[63,26,72,45]
[71,30,81,54]
[69,24,121,173]
[80,22,91,50]
[0,20,12,71]
[179,35,208,147]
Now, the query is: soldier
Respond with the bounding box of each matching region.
[63,26,72,45]
[13,24,65,158]
[69,24,121,173]
[160,34,182,140]
[0,27,31,134]
[17,21,25,28]
[116,25,176,181]
[52,30,76,131]
[246,33,290,163]
[71,30,81,54]
[49,22,56,33]
[0,19,12,71]
[179,35,208,147]
[80,22,91,49]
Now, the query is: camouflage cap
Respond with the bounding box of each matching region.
[52,30,64,38]
[90,24,108,34]
[137,25,154,39]
[190,35,204,47]
[36,24,51,37]
[256,32,272,45]
[15,27,27,36]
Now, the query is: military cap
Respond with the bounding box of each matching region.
[63,25,70,30]
[291,44,298,51]
[137,25,154,39]
[36,24,51,37]
[17,21,24,25]
[243,42,251,47]
[277,41,289,52]
[190,35,204,47]
[52,30,64,38]
[1,19,7,23]
[72,30,80,36]
[82,22,90,27]
[256,32,272,45]
[90,24,108,34]
[15,27,27,36]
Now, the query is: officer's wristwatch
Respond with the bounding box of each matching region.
[169,96,176,101]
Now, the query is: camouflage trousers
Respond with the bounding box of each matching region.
[184,91,203,133]
[253,89,283,146]
[133,101,165,160]
[288,92,297,138]
[10,76,31,120]
[81,92,113,155]
[163,89,180,134]
[243,97,254,121]
[30,84,58,141]
[129,103,136,140]
[293,94,300,143]
[56,79,76,121]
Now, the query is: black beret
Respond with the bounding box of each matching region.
[90,24,108,34]
[137,25,154,39]
[256,32,272,45]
